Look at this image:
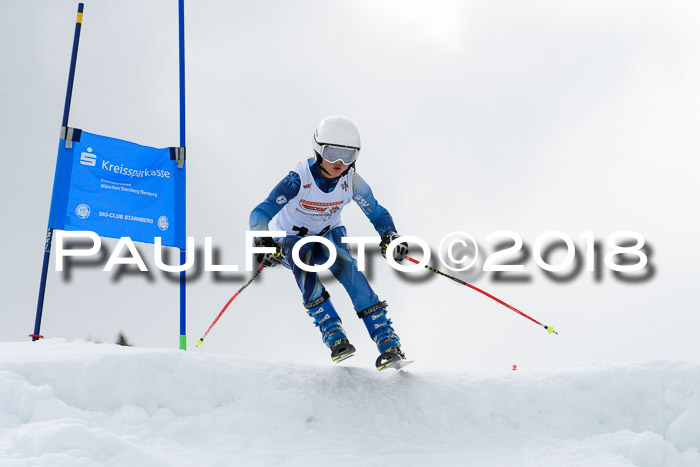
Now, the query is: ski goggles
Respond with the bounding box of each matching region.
[314,143,359,165]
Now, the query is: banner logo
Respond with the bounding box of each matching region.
[75,204,91,219]
[80,147,96,167]
[158,216,169,231]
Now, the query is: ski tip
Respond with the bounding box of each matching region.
[378,359,415,371]
[195,338,204,347]
[332,353,355,364]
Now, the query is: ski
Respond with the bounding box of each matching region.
[332,352,356,363]
[378,358,414,371]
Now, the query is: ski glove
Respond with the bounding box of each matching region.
[380,232,408,263]
[256,237,285,268]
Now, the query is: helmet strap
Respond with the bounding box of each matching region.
[315,152,334,177]
[341,162,355,177]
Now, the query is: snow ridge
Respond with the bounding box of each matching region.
[1,340,699,466]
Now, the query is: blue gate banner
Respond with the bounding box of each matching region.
[48,131,186,249]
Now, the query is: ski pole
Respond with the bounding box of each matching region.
[196,265,265,347]
[405,256,558,335]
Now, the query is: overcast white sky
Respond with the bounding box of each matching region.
[1,0,699,371]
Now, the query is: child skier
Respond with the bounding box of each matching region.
[249,116,409,370]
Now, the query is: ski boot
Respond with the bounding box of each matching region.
[305,292,356,363]
[356,301,408,370]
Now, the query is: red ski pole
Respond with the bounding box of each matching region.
[405,256,558,335]
[196,265,265,347]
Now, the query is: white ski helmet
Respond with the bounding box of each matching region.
[313,116,361,165]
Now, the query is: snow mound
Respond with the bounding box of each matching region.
[1,340,699,466]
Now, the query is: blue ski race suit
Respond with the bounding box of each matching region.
[250,158,401,353]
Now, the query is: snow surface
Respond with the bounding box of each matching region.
[1,340,699,467]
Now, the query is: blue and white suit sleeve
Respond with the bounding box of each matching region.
[351,172,397,236]
[249,171,301,231]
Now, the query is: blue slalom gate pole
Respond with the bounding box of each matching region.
[178,0,187,350]
[32,3,85,341]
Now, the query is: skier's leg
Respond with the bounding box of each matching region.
[280,236,324,304]
[281,236,351,355]
[325,227,403,355]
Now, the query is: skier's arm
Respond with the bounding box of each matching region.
[351,172,397,236]
[249,171,301,231]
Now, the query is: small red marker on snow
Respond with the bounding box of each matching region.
[512,365,517,371]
